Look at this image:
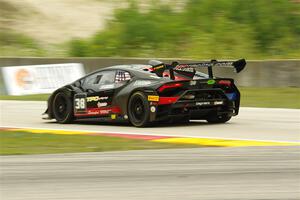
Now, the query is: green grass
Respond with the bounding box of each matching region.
[0,87,299,108]
[0,94,50,101]
[0,131,198,155]
[240,87,300,109]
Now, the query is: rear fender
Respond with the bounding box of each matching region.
[115,86,158,121]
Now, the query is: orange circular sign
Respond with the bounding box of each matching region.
[15,69,32,88]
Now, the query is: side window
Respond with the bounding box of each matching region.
[83,70,116,87]
[98,71,116,85]
[83,73,101,86]
[115,70,131,83]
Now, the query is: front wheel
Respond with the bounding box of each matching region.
[206,114,231,124]
[52,92,74,123]
[128,92,150,127]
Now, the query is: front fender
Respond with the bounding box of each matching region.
[44,86,74,119]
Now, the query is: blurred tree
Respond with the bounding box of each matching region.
[69,0,300,59]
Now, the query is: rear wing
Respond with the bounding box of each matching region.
[149,59,246,79]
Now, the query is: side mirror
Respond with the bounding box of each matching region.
[74,80,81,87]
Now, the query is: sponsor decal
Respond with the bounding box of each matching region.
[174,65,194,72]
[196,101,211,106]
[214,101,224,105]
[150,106,156,113]
[150,101,158,106]
[74,106,121,117]
[99,109,110,115]
[189,80,197,86]
[87,96,109,102]
[195,101,224,106]
[207,80,216,85]
[153,65,164,70]
[134,80,153,86]
[87,110,98,115]
[111,114,117,119]
[148,95,159,102]
[99,84,114,90]
[97,102,108,107]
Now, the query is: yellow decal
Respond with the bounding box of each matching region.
[111,114,116,119]
[153,65,164,70]
[87,96,109,102]
[148,95,159,102]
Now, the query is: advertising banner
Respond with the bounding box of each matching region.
[1,63,85,95]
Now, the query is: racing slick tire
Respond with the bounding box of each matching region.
[52,92,74,124]
[128,91,150,127]
[206,114,231,124]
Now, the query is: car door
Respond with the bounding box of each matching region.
[74,70,116,116]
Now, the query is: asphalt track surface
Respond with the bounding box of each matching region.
[0,100,299,142]
[0,101,300,200]
[1,147,300,200]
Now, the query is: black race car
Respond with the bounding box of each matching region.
[43,59,246,127]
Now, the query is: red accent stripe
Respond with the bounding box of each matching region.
[111,106,121,113]
[75,106,121,117]
[158,83,183,93]
[0,126,175,141]
[158,96,179,105]
[0,127,15,131]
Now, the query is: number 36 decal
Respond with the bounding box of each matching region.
[74,94,87,113]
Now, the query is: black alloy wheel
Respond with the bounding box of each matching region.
[128,92,150,127]
[52,92,74,123]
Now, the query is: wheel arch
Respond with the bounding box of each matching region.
[123,88,157,116]
[127,90,152,127]
[47,86,74,119]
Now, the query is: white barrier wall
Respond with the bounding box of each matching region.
[1,63,85,95]
[0,58,299,92]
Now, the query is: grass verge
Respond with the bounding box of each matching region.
[239,87,300,109]
[0,131,198,155]
[0,87,299,108]
[0,94,50,101]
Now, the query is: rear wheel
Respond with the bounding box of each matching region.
[206,114,231,124]
[128,92,150,127]
[52,92,74,123]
